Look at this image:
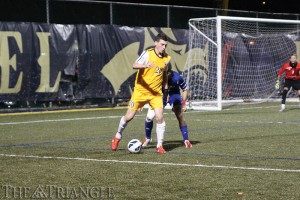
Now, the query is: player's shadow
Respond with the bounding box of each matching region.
[163,140,201,151]
[143,140,200,151]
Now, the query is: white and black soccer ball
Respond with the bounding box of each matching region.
[127,139,142,153]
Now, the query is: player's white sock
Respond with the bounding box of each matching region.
[156,121,165,148]
[115,132,122,139]
[279,104,285,112]
[116,117,127,139]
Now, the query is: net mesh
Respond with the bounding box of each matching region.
[184,17,300,110]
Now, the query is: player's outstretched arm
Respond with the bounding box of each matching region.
[133,62,154,69]
[181,89,188,112]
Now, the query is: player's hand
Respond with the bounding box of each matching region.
[182,105,187,112]
[163,100,167,107]
[182,100,187,112]
[137,106,144,112]
[275,80,280,89]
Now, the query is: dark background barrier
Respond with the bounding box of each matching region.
[0,0,299,111]
[0,22,191,110]
[0,0,299,28]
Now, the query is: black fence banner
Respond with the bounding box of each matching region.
[0,23,193,102]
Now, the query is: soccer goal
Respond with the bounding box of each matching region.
[183,16,300,111]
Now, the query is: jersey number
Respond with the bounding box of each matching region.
[154,67,162,75]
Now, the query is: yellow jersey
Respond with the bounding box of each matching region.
[134,48,171,96]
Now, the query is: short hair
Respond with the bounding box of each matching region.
[291,54,297,58]
[155,33,168,42]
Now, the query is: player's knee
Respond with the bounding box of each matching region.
[153,108,164,123]
[146,117,153,122]
[155,115,164,124]
[146,108,155,119]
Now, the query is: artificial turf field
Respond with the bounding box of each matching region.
[0,102,300,199]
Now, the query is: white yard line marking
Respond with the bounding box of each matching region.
[0,114,144,126]
[0,107,127,117]
[196,119,300,125]
[0,105,294,126]
[1,153,299,173]
[0,113,167,126]
[0,116,122,126]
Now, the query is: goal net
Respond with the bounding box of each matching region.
[184,16,300,110]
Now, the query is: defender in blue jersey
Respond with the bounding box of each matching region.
[142,67,192,148]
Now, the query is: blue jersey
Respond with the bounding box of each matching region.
[168,71,188,95]
[165,71,188,106]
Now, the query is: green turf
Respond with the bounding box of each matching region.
[1,102,300,199]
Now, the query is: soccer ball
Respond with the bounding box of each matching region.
[127,139,142,153]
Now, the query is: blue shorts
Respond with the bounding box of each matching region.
[167,93,182,106]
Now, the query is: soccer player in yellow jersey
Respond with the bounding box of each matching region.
[111,33,171,154]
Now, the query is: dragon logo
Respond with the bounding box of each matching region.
[100,27,209,95]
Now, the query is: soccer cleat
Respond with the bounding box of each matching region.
[156,146,166,154]
[111,137,121,151]
[142,138,152,147]
[184,140,192,148]
[279,104,285,112]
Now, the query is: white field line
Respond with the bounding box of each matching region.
[0,153,300,173]
[0,116,295,126]
[196,119,300,125]
[0,112,171,126]
[0,105,284,126]
[190,105,278,113]
[0,118,294,126]
[0,116,122,126]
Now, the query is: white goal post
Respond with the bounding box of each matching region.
[184,16,300,111]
